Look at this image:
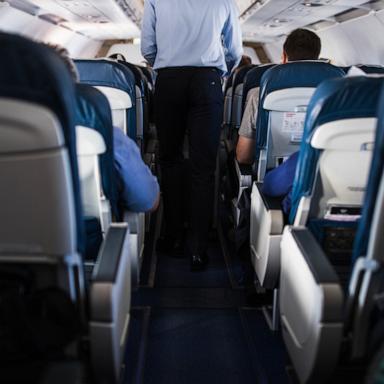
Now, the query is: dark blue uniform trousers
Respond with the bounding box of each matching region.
[155,66,223,255]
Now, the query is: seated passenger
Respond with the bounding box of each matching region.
[262,151,299,215]
[236,28,322,164]
[49,44,160,212]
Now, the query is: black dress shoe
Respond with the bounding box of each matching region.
[156,237,185,258]
[190,254,208,272]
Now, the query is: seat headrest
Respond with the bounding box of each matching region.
[353,84,384,262]
[242,64,275,111]
[256,62,345,158]
[75,59,137,140]
[0,31,84,253]
[357,65,384,75]
[75,59,135,103]
[75,84,119,219]
[232,65,257,90]
[290,76,384,223]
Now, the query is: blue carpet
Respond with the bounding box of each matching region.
[155,242,231,288]
[143,309,259,384]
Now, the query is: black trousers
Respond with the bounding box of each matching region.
[155,67,223,255]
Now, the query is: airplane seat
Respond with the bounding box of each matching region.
[75,83,144,288]
[255,61,345,181]
[0,33,131,384]
[250,61,345,290]
[357,65,384,75]
[231,64,276,223]
[349,85,384,362]
[117,61,149,152]
[75,84,117,260]
[241,63,275,115]
[75,59,136,141]
[230,64,256,134]
[278,76,384,383]
[223,70,235,134]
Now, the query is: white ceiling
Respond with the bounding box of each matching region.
[1,0,378,42]
[5,0,141,40]
[240,0,373,42]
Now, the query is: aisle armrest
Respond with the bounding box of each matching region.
[291,227,340,287]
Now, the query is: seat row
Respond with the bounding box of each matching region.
[227,60,384,381]
[0,32,152,383]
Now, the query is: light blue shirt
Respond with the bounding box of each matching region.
[113,127,159,212]
[141,0,243,75]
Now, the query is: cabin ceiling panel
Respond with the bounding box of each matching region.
[240,0,372,42]
[5,0,141,40]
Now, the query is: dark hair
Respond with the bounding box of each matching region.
[109,53,127,61]
[283,28,321,61]
[238,55,252,67]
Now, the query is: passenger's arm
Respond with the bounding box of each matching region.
[236,90,259,164]
[113,128,160,213]
[236,136,255,165]
[141,0,157,67]
[222,0,243,73]
[262,152,299,197]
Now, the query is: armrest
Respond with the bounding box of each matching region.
[255,182,284,211]
[291,227,340,285]
[92,224,128,284]
[91,223,129,321]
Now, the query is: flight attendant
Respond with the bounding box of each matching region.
[141,0,242,271]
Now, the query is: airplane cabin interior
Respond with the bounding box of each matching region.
[1,1,384,383]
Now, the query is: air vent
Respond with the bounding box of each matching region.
[7,0,40,16]
[302,0,334,6]
[39,13,68,24]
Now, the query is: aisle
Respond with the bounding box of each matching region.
[123,224,290,384]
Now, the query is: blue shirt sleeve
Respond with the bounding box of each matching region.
[113,127,159,212]
[141,0,157,67]
[262,151,299,197]
[222,0,243,73]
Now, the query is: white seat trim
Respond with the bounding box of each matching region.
[311,118,377,150]
[94,86,132,110]
[263,88,316,111]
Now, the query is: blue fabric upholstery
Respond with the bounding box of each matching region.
[242,64,275,113]
[0,32,84,253]
[75,59,137,140]
[289,76,384,224]
[358,65,384,75]
[118,61,150,137]
[255,62,345,163]
[353,85,384,263]
[232,65,256,96]
[75,84,119,219]
[84,216,102,260]
[224,71,235,94]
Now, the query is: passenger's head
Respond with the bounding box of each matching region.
[46,43,79,82]
[238,55,252,67]
[282,28,321,63]
[109,53,126,61]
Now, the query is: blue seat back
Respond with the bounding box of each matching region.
[231,65,257,128]
[358,65,384,75]
[75,84,119,219]
[290,76,384,224]
[75,59,137,140]
[0,32,84,253]
[242,64,275,112]
[255,62,345,164]
[353,85,384,262]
